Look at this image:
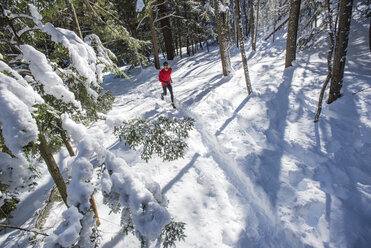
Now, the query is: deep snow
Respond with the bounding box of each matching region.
[1,10,371,248]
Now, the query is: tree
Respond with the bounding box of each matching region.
[234,0,252,94]
[214,0,232,76]
[285,0,301,68]
[314,0,335,122]
[249,0,256,51]
[158,0,175,60]
[327,0,354,104]
[148,1,161,69]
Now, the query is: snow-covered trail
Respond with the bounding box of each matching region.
[102,44,307,247]
[102,16,371,246]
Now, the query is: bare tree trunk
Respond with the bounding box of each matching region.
[39,132,68,207]
[314,0,335,122]
[233,0,239,47]
[285,0,302,68]
[70,2,83,40]
[328,0,354,104]
[149,5,161,69]
[243,0,249,39]
[158,0,175,60]
[249,0,255,51]
[192,39,195,55]
[234,0,252,95]
[215,0,232,76]
[254,0,260,47]
[175,0,183,58]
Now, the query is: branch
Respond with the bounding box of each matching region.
[154,11,177,23]
[264,17,289,40]
[89,0,123,26]
[352,86,371,95]
[0,223,48,236]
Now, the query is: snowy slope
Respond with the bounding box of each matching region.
[1,11,370,248]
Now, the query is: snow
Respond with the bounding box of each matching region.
[20,45,80,107]
[0,66,41,155]
[136,0,145,12]
[28,5,102,98]
[44,206,83,247]
[1,8,371,248]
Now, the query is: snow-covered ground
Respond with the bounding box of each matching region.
[1,12,370,248]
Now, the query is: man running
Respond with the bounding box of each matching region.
[159,61,176,109]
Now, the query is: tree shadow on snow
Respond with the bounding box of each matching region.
[161,153,200,195]
[254,66,294,207]
[314,84,371,247]
[215,96,250,136]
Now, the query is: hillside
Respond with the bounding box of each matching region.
[1,9,370,248]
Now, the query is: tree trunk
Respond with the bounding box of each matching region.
[186,37,190,56]
[233,0,239,47]
[175,0,183,58]
[285,0,302,68]
[39,132,68,207]
[254,0,260,47]
[249,0,255,51]
[243,0,249,39]
[314,0,335,122]
[158,0,175,60]
[215,0,232,76]
[235,0,252,95]
[70,2,83,40]
[149,6,161,69]
[328,0,354,104]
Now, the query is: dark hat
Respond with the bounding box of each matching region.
[163,61,168,66]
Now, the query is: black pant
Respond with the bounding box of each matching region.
[162,83,174,103]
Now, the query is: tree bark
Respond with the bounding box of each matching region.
[285,0,302,68]
[249,0,255,51]
[215,0,232,76]
[328,0,354,104]
[254,0,260,47]
[149,5,161,69]
[70,2,83,40]
[243,0,249,39]
[39,132,68,207]
[174,0,183,58]
[158,0,175,60]
[314,0,335,122]
[235,0,252,95]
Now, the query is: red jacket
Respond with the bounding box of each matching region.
[159,68,172,87]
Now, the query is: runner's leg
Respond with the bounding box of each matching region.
[168,84,174,103]
[162,85,167,96]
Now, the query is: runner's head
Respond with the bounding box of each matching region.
[163,61,168,68]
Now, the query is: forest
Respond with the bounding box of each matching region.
[1,0,370,247]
